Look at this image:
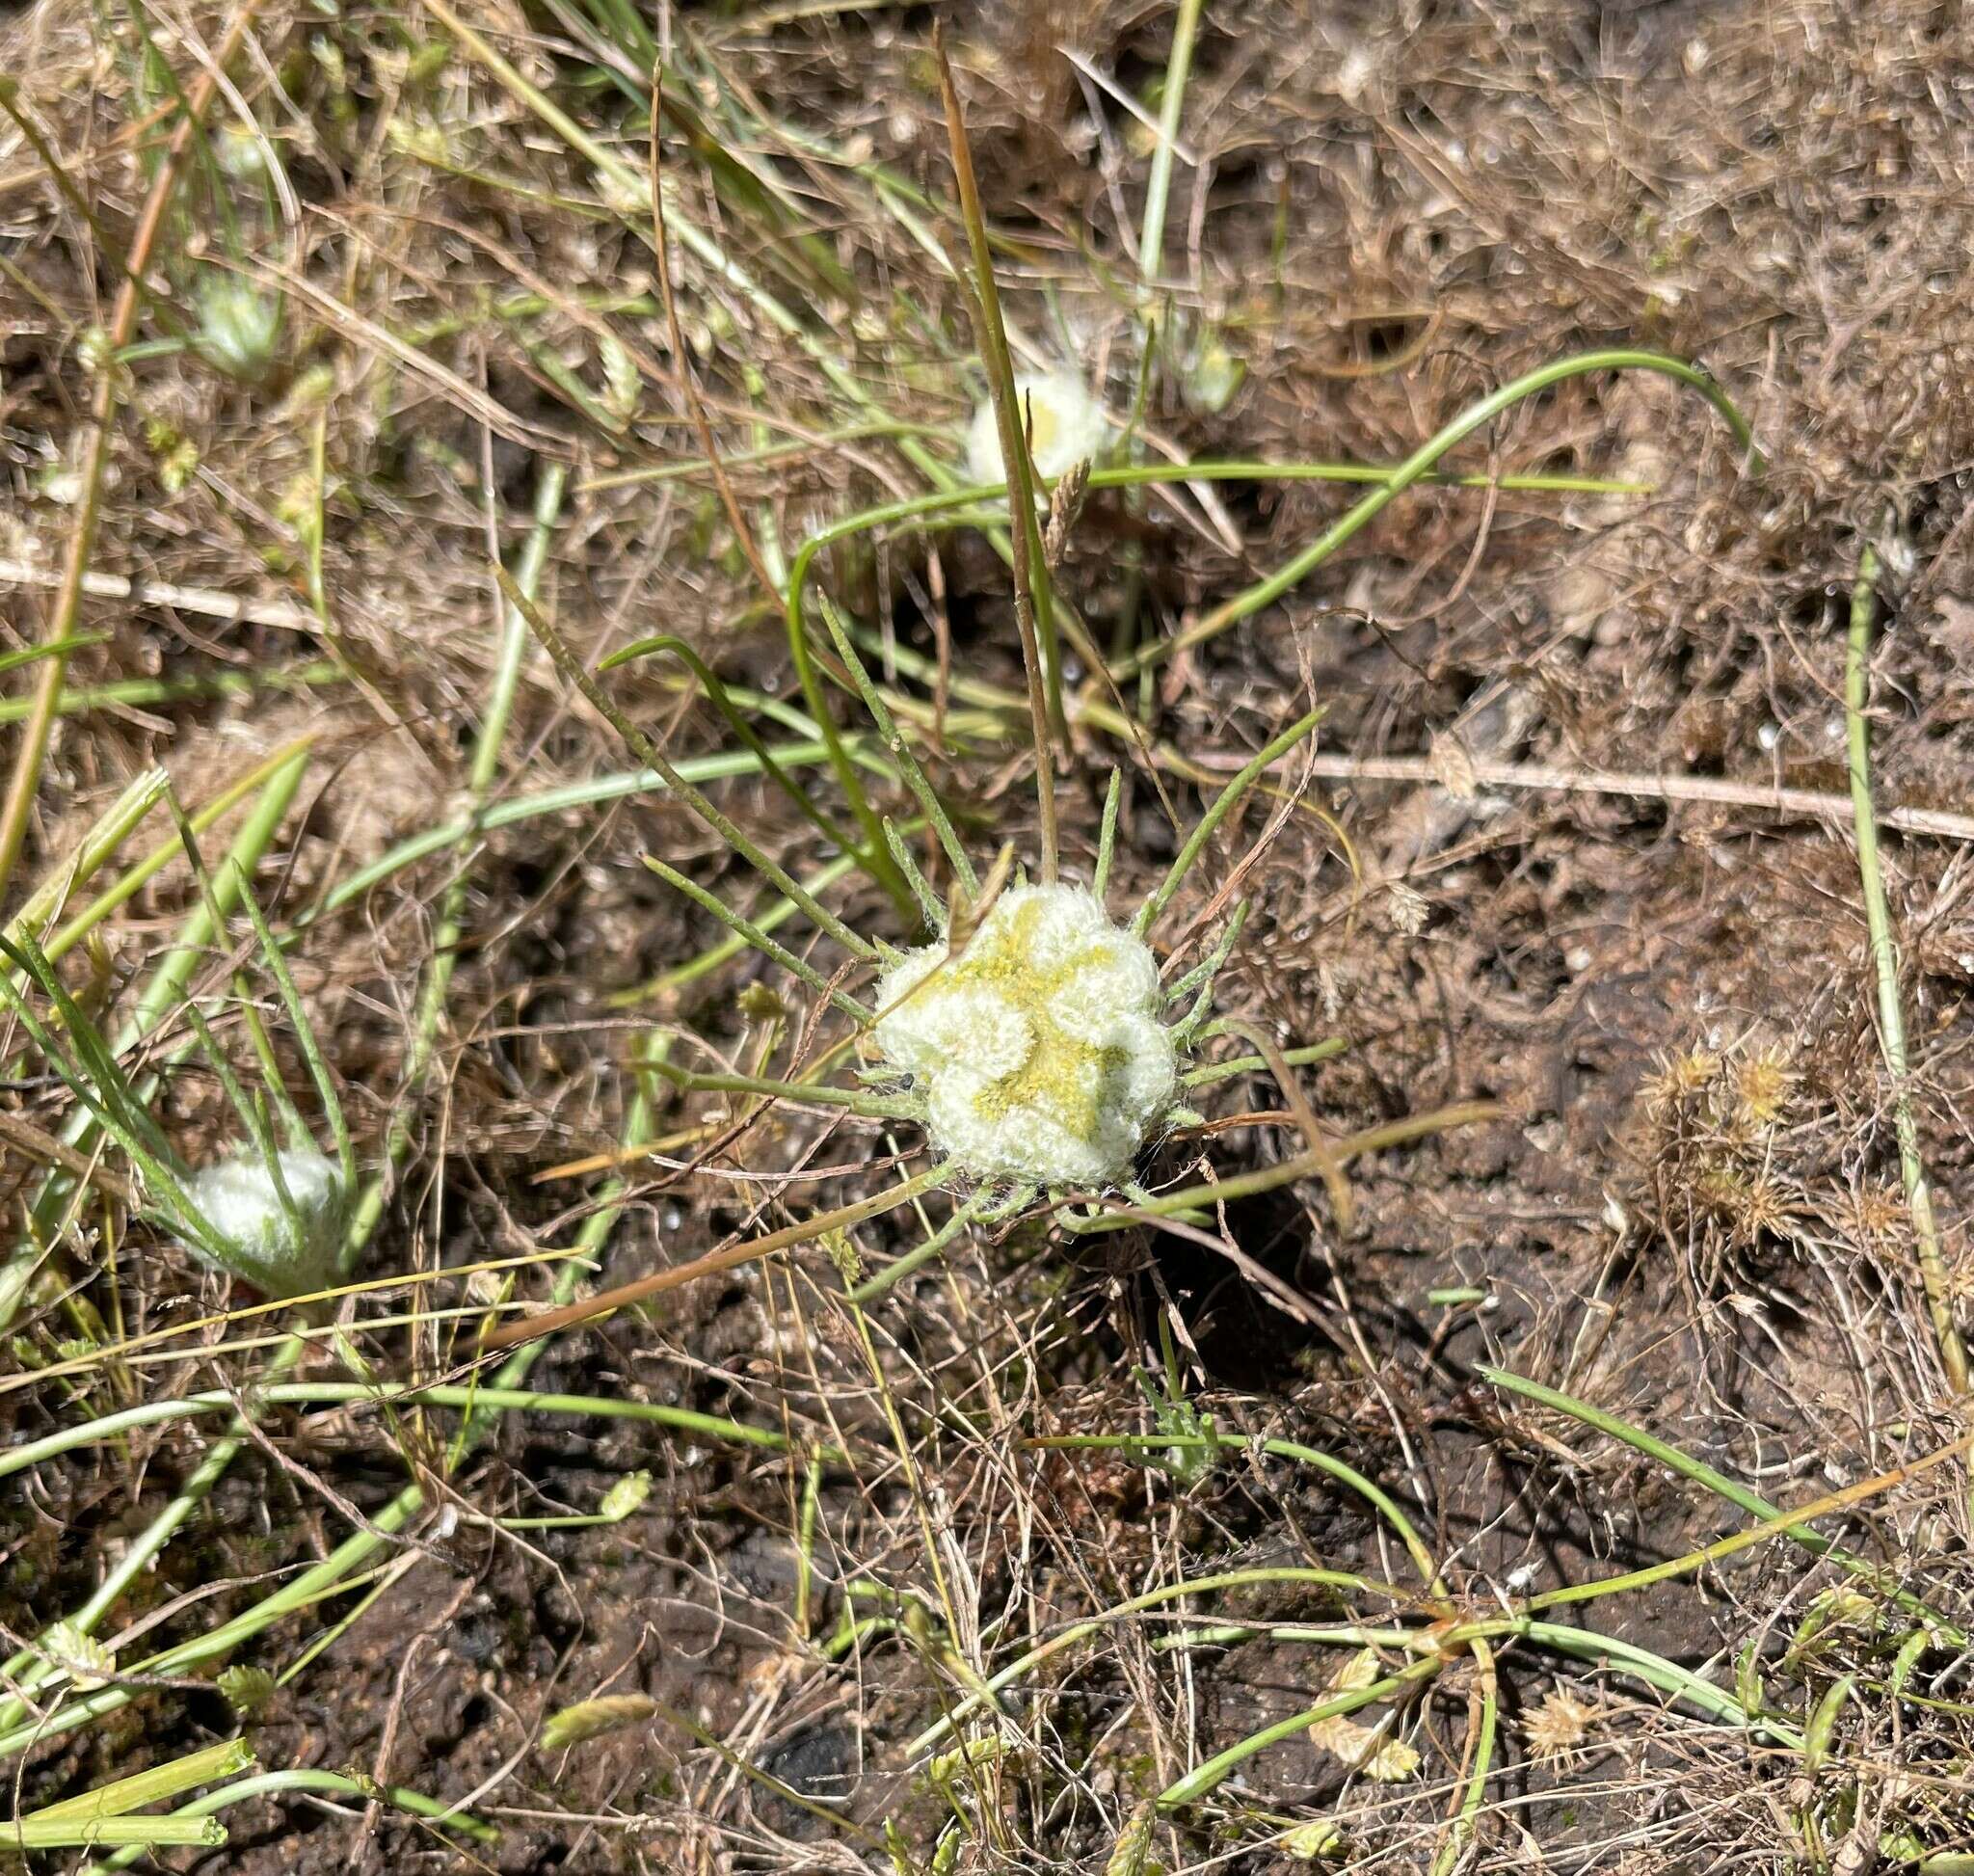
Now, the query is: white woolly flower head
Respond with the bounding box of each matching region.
[874,884,1176,1188]
[965,370,1109,487]
[184,1146,345,1298]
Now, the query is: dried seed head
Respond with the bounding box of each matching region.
[1524,1688,1598,1761]
[1643,1045,1723,1119]
[1850,1181,1908,1248]
[1731,1045,1797,1130]
[1695,1160,1795,1243]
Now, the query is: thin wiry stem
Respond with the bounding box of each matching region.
[882,818,947,932]
[642,858,875,1024]
[617,845,889,1006]
[220,856,355,1188]
[642,1056,915,1118]
[1066,1102,1499,1233]
[494,564,876,960]
[600,632,862,858]
[340,466,568,1262]
[1481,1365,1965,1643]
[1181,1037,1346,1088]
[1113,347,1761,681]
[780,460,1647,717]
[644,64,781,609]
[817,593,976,894]
[1846,541,1969,1397]
[844,1184,997,1303]
[1134,709,1322,934]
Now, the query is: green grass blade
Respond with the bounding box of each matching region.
[1134,710,1321,934]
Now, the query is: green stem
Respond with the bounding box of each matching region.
[0,663,341,726]
[0,1337,308,1730]
[341,467,566,1267]
[0,748,311,1329]
[1134,708,1322,933]
[904,1565,1407,1758]
[1114,348,1759,680]
[82,1768,494,1870]
[0,1380,832,1481]
[643,1059,918,1120]
[1481,1365,1965,1644]
[844,1184,996,1304]
[781,460,1645,745]
[643,857,876,1023]
[1157,1655,1444,1808]
[1846,541,1968,1395]
[1152,1612,1791,1810]
[1136,0,1201,291]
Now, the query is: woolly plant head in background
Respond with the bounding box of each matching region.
[0,835,356,1305]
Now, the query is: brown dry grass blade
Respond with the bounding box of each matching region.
[932,25,1060,880]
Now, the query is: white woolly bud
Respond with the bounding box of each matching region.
[183,1147,344,1298]
[875,884,1176,1188]
[965,370,1109,486]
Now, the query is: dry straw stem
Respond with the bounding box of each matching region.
[476,1161,947,1352]
[1270,749,1974,846]
[0,0,266,904]
[934,26,1060,880]
[1846,541,1969,1399]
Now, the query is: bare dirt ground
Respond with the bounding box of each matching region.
[8,1,1974,1870]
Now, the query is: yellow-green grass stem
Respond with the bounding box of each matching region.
[0,1380,838,1481]
[906,1562,1417,1758]
[600,632,862,858]
[1483,1364,1966,1645]
[1152,1613,1792,1811]
[1133,708,1322,934]
[782,458,1645,753]
[81,1766,495,1868]
[1114,348,1758,681]
[497,565,880,961]
[936,28,1067,791]
[1136,0,1201,294]
[2,481,560,1726]
[340,468,566,1265]
[1845,543,1969,1398]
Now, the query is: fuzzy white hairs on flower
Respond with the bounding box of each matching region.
[874,884,1175,1188]
[186,1146,344,1295]
[965,370,1109,487]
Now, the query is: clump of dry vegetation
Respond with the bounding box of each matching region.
[7,2,1974,1871]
